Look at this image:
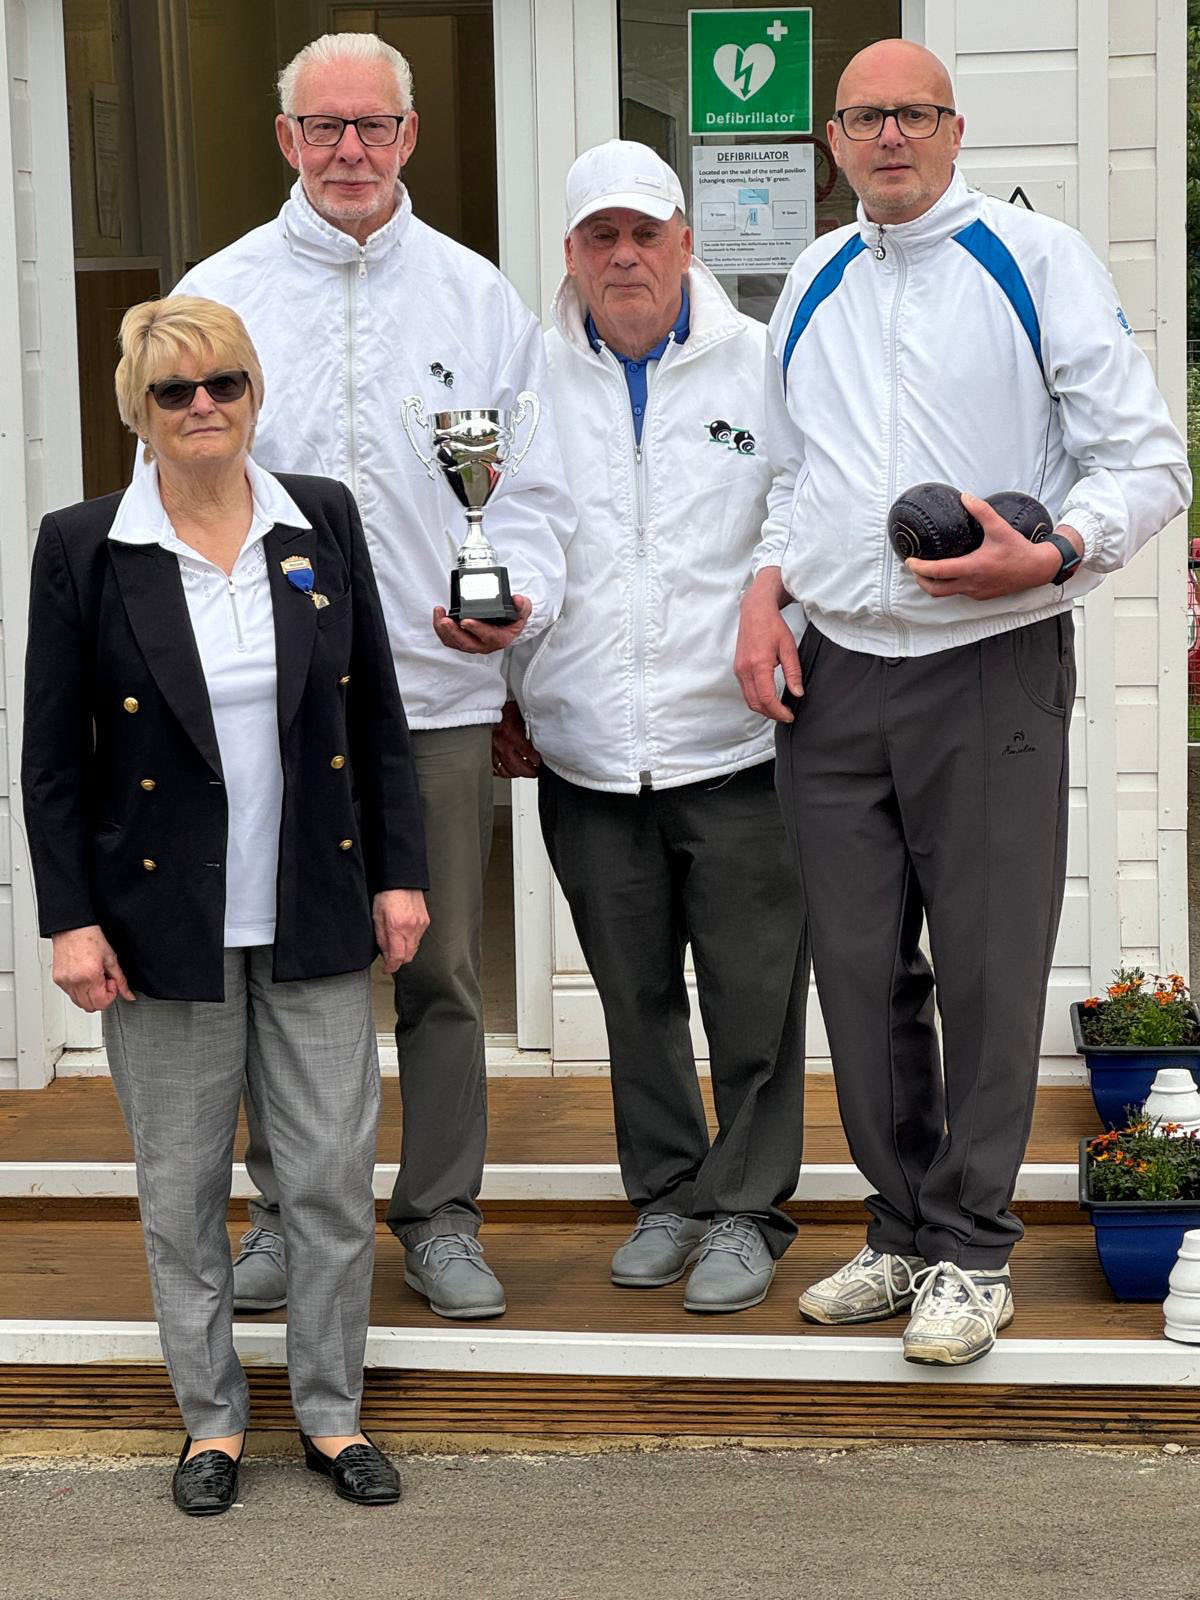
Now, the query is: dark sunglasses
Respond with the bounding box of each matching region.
[146,369,250,410]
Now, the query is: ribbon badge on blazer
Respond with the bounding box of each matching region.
[281,554,329,609]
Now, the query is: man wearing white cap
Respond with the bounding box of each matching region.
[495,140,809,1312]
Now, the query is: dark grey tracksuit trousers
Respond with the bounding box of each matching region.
[776,614,1074,1268]
[538,760,809,1259]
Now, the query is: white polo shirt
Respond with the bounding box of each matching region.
[108,459,312,947]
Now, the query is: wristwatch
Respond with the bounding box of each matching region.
[1040,529,1083,585]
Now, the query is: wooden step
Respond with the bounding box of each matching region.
[0,1217,1160,1338]
[2,1218,1197,1444]
[0,1076,1094,1214]
[0,1075,1097,1166]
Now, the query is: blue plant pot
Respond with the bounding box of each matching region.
[1069,1001,1200,1128]
[1078,1141,1200,1300]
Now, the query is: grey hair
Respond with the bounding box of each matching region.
[277,32,414,115]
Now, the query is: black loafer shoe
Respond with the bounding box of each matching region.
[299,1431,401,1505]
[172,1436,242,1516]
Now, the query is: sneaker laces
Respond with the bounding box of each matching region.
[415,1233,489,1275]
[697,1216,761,1267]
[909,1261,1000,1332]
[236,1225,283,1261]
[825,1245,920,1306]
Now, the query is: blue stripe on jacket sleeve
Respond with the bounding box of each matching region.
[781,235,868,388]
[951,219,1045,381]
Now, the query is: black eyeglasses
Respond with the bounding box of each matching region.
[291,114,405,147]
[146,370,250,411]
[835,104,956,140]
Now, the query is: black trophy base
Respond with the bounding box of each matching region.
[449,564,518,625]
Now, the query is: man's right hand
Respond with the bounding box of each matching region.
[52,925,135,1013]
[492,699,541,778]
[734,567,803,723]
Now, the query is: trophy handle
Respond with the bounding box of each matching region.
[400,395,438,479]
[506,390,541,478]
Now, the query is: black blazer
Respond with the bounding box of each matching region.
[21,472,428,1001]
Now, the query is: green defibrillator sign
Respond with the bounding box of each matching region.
[688,9,812,137]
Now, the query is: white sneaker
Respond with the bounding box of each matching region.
[903,1261,1014,1366]
[798,1244,925,1325]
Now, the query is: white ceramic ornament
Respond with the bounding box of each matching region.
[1164,1230,1200,1344]
[1142,1068,1200,1134]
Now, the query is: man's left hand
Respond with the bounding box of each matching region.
[906,493,1083,601]
[433,594,533,654]
[373,888,430,973]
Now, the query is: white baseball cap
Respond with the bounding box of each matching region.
[564,139,686,235]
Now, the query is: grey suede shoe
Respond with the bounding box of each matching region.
[683,1215,775,1313]
[232,1225,287,1312]
[404,1233,507,1319]
[610,1212,706,1287]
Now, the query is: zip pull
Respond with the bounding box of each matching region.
[874,224,887,261]
[357,246,367,279]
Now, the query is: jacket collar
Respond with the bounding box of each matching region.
[855,165,982,256]
[108,457,311,548]
[585,281,690,361]
[277,177,413,267]
[553,257,744,362]
[107,459,318,775]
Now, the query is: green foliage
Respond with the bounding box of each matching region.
[1087,1116,1200,1202]
[1078,967,1200,1047]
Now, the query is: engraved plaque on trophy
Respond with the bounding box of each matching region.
[400,394,540,624]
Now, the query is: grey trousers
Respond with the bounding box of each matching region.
[248,724,493,1248]
[776,616,1074,1268]
[104,948,380,1438]
[538,761,809,1258]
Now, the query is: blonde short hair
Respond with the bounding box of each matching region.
[114,296,264,447]
[277,32,414,116]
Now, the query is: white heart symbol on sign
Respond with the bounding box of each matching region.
[713,42,776,102]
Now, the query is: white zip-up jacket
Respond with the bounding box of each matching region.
[757,168,1191,657]
[175,181,574,727]
[511,260,776,793]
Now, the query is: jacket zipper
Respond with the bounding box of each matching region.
[873,223,887,260]
[878,238,909,652]
[629,336,678,785]
[344,247,367,500]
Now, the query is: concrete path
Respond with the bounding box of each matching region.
[0,1443,1196,1600]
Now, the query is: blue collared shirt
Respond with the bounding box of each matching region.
[585,285,690,447]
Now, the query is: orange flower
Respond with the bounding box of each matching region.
[1082,997,1101,1009]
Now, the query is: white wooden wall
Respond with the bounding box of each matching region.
[0,0,82,1086]
[917,0,1189,1069]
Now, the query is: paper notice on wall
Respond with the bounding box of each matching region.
[691,142,814,273]
[92,84,121,241]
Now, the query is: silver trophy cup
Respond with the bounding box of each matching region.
[400,393,540,624]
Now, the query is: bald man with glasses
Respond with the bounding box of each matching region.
[737,39,1189,1365]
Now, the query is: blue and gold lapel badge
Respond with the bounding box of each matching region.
[281,554,329,609]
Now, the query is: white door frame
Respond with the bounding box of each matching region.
[493,0,619,1053]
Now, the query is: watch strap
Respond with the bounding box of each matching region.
[1041,529,1082,584]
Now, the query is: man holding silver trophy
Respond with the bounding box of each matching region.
[173,31,573,1321]
[496,142,809,1314]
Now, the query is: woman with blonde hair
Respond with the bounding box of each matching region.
[21,295,428,1513]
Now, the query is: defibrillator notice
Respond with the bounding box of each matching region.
[691,143,815,273]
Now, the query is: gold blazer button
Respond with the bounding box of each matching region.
[338,838,353,851]
[142,858,157,871]
[330,755,346,769]
[339,674,351,686]
[140,778,157,791]
[123,697,139,713]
